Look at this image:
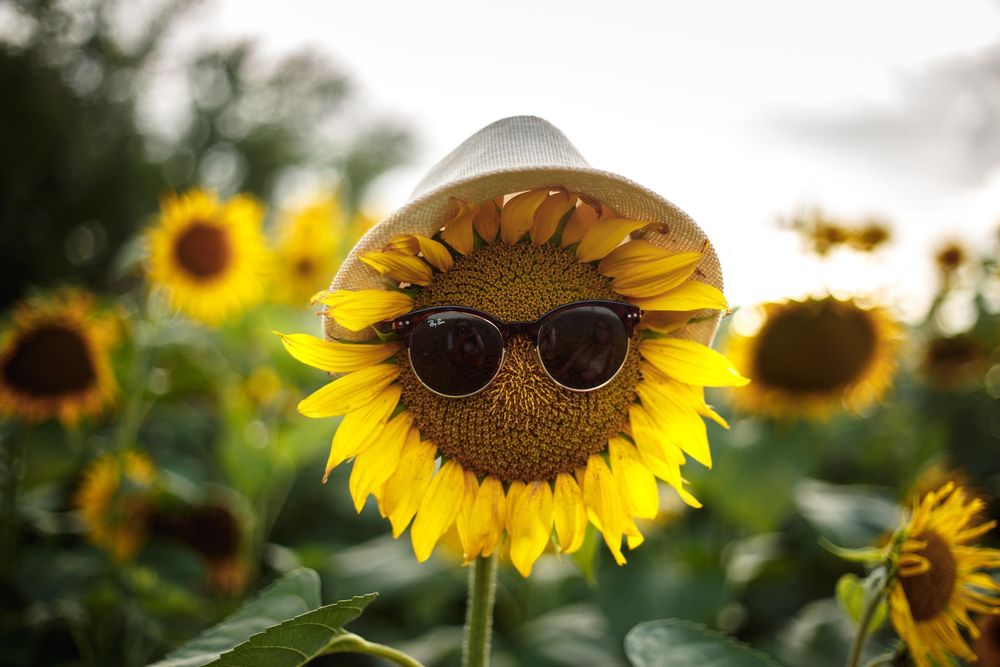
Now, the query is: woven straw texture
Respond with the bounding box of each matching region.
[326,116,724,345]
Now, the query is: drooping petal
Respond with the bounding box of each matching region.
[642,362,730,428]
[505,480,526,535]
[312,289,414,332]
[636,381,712,468]
[640,311,693,335]
[631,281,728,312]
[455,470,482,562]
[360,251,434,286]
[298,365,400,418]
[410,459,467,562]
[440,198,476,255]
[380,433,436,537]
[601,245,704,297]
[348,412,412,512]
[531,189,575,245]
[473,199,501,243]
[385,234,454,273]
[576,219,651,263]
[508,480,554,577]
[582,455,634,566]
[640,338,749,387]
[500,189,550,245]
[608,437,660,519]
[464,477,507,559]
[324,383,401,480]
[276,332,400,373]
[560,198,599,248]
[553,472,588,554]
[628,404,685,488]
[598,240,680,276]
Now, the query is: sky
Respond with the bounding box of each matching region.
[194,0,1000,321]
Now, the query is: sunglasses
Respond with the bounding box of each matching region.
[390,300,641,398]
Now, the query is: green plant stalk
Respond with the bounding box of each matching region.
[463,554,498,667]
[846,567,897,667]
[325,632,425,667]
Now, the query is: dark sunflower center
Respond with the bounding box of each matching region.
[927,336,981,367]
[181,505,241,560]
[900,531,957,622]
[974,615,1000,667]
[2,325,96,397]
[174,222,232,278]
[294,257,315,277]
[398,242,640,482]
[753,300,877,394]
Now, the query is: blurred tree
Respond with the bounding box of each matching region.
[0,0,412,307]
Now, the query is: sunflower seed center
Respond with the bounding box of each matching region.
[2,325,96,397]
[398,242,639,482]
[901,530,957,622]
[174,222,232,278]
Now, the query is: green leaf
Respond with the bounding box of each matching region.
[150,568,322,667]
[835,572,888,638]
[624,619,784,667]
[794,480,900,547]
[819,538,886,564]
[205,593,377,667]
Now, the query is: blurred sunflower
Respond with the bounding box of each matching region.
[147,189,268,325]
[169,502,249,594]
[279,188,747,576]
[919,333,989,391]
[272,196,343,305]
[725,296,899,420]
[974,615,1000,666]
[847,221,892,253]
[889,483,1000,667]
[75,451,157,562]
[0,289,118,426]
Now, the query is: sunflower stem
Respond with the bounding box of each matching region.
[463,554,498,667]
[846,566,895,667]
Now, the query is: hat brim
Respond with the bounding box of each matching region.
[326,165,723,346]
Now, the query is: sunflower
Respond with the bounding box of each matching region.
[272,196,343,305]
[152,500,249,593]
[147,189,268,325]
[279,188,747,576]
[888,483,1000,667]
[919,333,990,391]
[75,451,157,562]
[974,614,1000,666]
[847,221,892,253]
[724,296,900,420]
[0,289,118,426]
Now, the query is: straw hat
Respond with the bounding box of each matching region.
[326,115,724,344]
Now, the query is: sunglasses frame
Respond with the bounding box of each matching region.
[390,300,642,397]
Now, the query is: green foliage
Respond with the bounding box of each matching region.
[624,619,782,667]
[834,573,887,637]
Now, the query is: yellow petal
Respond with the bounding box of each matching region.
[636,381,712,469]
[598,240,675,276]
[312,289,414,332]
[628,404,685,488]
[582,455,632,566]
[640,311,693,335]
[530,189,574,245]
[298,364,400,418]
[576,219,650,263]
[385,234,454,273]
[440,198,476,255]
[508,480,554,577]
[410,459,467,562]
[360,251,433,286]
[608,437,659,519]
[324,383,401,480]
[641,362,729,428]
[604,246,704,298]
[455,470,482,562]
[553,473,588,554]
[473,199,501,243]
[505,480,526,535]
[631,281,728,312]
[560,199,599,248]
[277,332,400,373]
[639,338,749,387]
[380,434,436,537]
[348,412,411,512]
[500,189,550,245]
[465,477,507,559]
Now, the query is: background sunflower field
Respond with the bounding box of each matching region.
[2,1,1000,666]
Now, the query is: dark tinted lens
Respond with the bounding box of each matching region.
[538,306,629,391]
[408,312,504,397]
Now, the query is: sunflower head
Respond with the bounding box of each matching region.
[724,296,900,420]
[0,289,119,426]
[975,615,1000,667]
[934,241,967,275]
[919,333,990,391]
[848,221,892,253]
[272,195,344,305]
[281,183,747,577]
[889,483,1000,667]
[147,189,269,326]
[75,451,158,562]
